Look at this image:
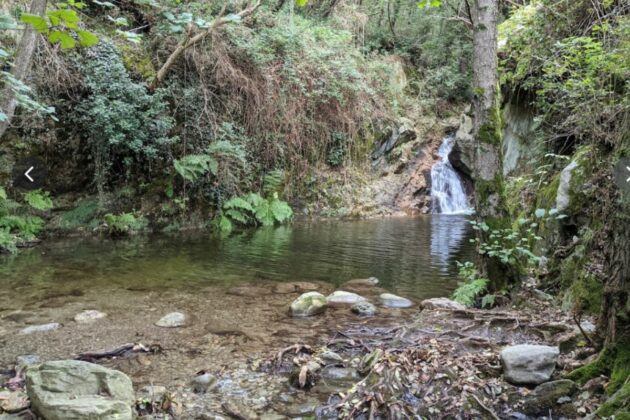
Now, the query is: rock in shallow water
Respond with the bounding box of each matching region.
[500,344,559,385]
[290,292,327,317]
[379,293,413,308]
[26,360,135,420]
[343,277,379,287]
[326,291,367,304]
[351,301,377,316]
[420,297,465,311]
[16,354,40,367]
[19,322,60,335]
[155,311,187,327]
[74,310,107,323]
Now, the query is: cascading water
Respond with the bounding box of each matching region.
[430,137,471,214]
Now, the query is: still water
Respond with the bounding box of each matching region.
[0,216,473,302]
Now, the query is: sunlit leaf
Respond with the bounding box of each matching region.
[20,14,49,32]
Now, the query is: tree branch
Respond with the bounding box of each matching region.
[149,0,261,92]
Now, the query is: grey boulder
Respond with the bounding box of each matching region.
[26,360,135,420]
[351,301,377,316]
[500,344,559,385]
[155,311,187,328]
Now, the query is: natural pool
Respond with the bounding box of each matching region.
[0,216,474,417]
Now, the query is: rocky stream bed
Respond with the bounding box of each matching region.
[0,277,606,419]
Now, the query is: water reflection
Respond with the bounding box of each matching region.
[0,217,475,302]
[430,214,471,271]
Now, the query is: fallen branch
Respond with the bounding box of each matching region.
[149,0,262,91]
[275,344,313,370]
[75,343,162,361]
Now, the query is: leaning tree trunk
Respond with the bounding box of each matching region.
[469,0,509,287]
[0,0,47,140]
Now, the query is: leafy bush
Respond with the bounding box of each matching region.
[73,41,177,196]
[214,192,293,233]
[103,212,148,236]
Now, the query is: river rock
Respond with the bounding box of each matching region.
[326,291,367,304]
[420,297,465,311]
[290,292,327,317]
[155,311,187,327]
[351,301,377,316]
[522,379,578,415]
[500,344,559,385]
[273,282,319,294]
[379,293,413,308]
[26,360,135,420]
[19,322,60,335]
[74,310,107,323]
[0,390,29,413]
[320,351,344,363]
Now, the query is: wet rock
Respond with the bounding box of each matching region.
[289,292,327,317]
[326,291,367,304]
[420,297,465,311]
[320,351,344,364]
[74,310,107,323]
[282,401,319,417]
[321,367,360,382]
[523,379,577,412]
[191,371,217,393]
[16,354,40,367]
[0,390,29,413]
[351,301,377,316]
[222,400,258,420]
[379,293,413,308]
[155,312,187,328]
[500,344,559,385]
[26,360,135,420]
[19,322,60,335]
[359,349,383,374]
[580,320,596,333]
[273,282,319,294]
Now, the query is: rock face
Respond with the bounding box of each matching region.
[371,118,417,160]
[379,293,413,308]
[421,297,466,311]
[351,301,377,316]
[500,344,559,385]
[26,360,135,420]
[326,291,367,304]
[20,322,60,335]
[74,310,107,323]
[155,312,187,328]
[556,160,578,211]
[290,292,328,317]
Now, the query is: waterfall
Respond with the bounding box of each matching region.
[430,137,471,214]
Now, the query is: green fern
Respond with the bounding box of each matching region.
[270,193,293,223]
[263,169,285,196]
[24,190,54,211]
[173,154,217,182]
[214,191,293,233]
[225,208,249,224]
[452,279,489,307]
[0,227,17,254]
[103,212,148,236]
[223,196,254,213]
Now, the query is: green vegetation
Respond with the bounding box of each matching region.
[0,188,53,254]
[103,212,148,237]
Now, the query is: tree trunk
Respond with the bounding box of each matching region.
[469,0,508,286]
[0,0,47,140]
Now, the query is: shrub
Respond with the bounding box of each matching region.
[103,212,148,236]
[452,261,490,307]
[0,187,53,254]
[214,192,293,233]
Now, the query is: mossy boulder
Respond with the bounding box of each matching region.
[290,292,328,317]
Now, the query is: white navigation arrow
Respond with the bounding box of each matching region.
[626,166,630,183]
[24,166,34,182]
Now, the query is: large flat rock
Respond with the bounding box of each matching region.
[26,360,135,420]
[500,344,559,385]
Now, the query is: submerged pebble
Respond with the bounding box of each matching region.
[19,322,60,335]
[379,293,414,308]
[16,354,40,366]
[74,310,107,323]
[155,312,187,328]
